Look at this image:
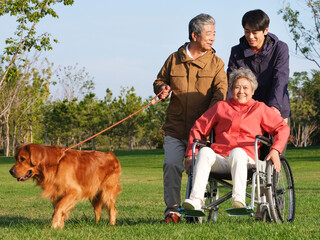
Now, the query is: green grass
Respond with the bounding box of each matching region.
[0,147,319,239]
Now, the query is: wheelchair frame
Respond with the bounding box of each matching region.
[183,135,295,223]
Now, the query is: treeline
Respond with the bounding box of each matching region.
[0,63,169,155]
[42,87,168,151]
[1,58,320,157]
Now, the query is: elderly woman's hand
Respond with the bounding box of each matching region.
[266,148,281,172]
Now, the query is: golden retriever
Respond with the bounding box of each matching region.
[9,143,121,229]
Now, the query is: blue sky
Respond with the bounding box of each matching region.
[0,0,315,100]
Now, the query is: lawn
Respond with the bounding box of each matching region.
[0,147,319,239]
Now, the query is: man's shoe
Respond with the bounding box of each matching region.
[160,213,180,223]
[182,198,202,210]
[232,201,246,208]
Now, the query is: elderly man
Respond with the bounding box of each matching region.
[153,13,228,223]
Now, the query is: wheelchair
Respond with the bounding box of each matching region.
[179,134,296,223]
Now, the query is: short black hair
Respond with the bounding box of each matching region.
[242,9,269,31]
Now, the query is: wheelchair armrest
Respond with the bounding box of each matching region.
[193,139,211,147]
[256,135,272,146]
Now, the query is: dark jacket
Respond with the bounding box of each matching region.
[227,32,291,118]
[154,43,228,140]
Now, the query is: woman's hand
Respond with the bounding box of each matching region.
[184,156,193,174]
[266,148,281,172]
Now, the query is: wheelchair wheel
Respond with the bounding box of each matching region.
[204,179,217,222]
[266,156,295,223]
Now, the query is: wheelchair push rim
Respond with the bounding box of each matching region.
[274,156,296,222]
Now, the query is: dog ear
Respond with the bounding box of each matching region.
[14,145,23,159]
[27,144,44,166]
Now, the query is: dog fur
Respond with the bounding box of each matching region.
[9,143,121,229]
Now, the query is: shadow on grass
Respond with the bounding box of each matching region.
[0,215,162,229]
[0,216,50,228]
[115,217,162,225]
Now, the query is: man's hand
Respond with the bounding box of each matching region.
[159,85,171,100]
[271,106,288,123]
[266,148,281,172]
[271,106,281,115]
[184,156,193,174]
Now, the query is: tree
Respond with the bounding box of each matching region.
[0,57,51,155]
[53,63,95,101]
[76,93,103,150]
[42,98,78,146]
[11,58,51,144]
[109,87,144,150]
[0,0,74,118]
[141,96,168,149]
[95,88,114,151]
[279,1,320,146]
[279,0,320,68]
[288,70,320,146]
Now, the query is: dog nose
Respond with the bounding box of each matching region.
[9,168,14,176]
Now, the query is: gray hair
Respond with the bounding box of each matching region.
[229,67,258,91]
[189,13,216,41]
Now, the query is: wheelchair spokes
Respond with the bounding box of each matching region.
[273,156,295,222]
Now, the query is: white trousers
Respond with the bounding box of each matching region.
[190,147,256,206]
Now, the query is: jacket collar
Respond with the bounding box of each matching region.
[239,33,278,58]
[179,42,216,69]
[228,98,256,111]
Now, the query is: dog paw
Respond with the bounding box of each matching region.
[109,220,116,226]
[51,221,64,229]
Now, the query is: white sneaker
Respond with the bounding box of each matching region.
[232,201,245,208]
[182,198,202,210]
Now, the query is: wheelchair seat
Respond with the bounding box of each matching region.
[208,167,255,181]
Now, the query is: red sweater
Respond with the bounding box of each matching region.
[185,98,290,160]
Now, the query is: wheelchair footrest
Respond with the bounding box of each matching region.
[225,207,254,216]
[178,207,206,217]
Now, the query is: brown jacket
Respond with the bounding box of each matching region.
[154,43,228,140]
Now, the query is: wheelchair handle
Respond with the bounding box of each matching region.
[255,135,272,146]
[193,139,211,147]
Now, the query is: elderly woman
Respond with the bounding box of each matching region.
[182,67,290,210]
